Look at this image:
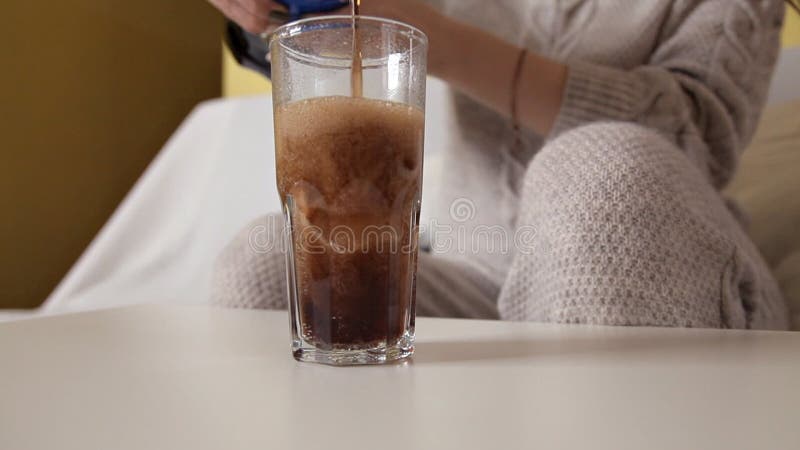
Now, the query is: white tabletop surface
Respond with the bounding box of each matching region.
[1,304,798,450]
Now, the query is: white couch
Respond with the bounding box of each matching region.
[18,49,799,329]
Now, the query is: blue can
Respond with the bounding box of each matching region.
[226,1,352,78]
[275,0,350,21]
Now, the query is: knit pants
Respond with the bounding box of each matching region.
[211,122,788,330]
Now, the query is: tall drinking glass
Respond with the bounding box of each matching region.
[269,16,427,365]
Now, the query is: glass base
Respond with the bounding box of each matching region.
[293,333,414,366]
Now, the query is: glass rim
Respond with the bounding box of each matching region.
[268,15,429,50]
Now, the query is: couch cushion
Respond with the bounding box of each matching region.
[727,100,800,329]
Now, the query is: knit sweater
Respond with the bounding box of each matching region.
[424,0,786,288]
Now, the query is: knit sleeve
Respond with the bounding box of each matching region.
[549,0,786,188]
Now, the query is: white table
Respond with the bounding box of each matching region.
[1,305,798,450]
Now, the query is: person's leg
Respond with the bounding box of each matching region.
[499,122,789,329]
[211,214,500,319]
[414,253,500,319]
[211,214,288,310]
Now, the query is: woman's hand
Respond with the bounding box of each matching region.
[209,0,567,135]
[207,0,287,34]
[206,0,409,35]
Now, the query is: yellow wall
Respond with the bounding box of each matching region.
[222,5,800,97]
[785,6,800,46]
[1,2,222,308]
[223,46,272,96]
